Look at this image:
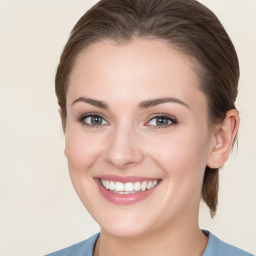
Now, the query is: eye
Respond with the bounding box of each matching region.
[146,115,177,127]
[78,114,109,127]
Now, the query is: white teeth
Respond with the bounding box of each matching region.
[110,181,115,191]
[124,182,133,192]
[147,181,153,189]
[115,182,124,192]
[134,182,141,192]
[105,180,110,189]
[100,179,159,194]
[141,181,147,191]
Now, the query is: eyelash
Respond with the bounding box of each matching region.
[77,113,109,128]
[77,113,178,128]
[145,114,178,128]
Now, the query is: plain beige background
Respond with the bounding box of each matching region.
[0,0,255,255]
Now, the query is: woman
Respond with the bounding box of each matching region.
[46,0,253,255]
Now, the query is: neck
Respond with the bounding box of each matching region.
[94,217,208,256]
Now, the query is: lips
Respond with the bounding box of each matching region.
[95,175,161,205]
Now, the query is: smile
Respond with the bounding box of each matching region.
[100,179,159,194]
[96,175,161,205]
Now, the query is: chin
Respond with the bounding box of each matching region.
[94,209,155,238]
[101,221,151,238]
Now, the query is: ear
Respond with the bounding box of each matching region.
[207,109,239,169]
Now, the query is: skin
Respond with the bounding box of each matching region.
[63,38,239,256]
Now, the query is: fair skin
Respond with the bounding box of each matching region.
[62,38,239,256]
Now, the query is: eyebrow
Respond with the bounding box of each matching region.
[71,97,108,109]
[139,97,190,109]
[71,96,189,109]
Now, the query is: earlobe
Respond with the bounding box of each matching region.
[207,109,239,169]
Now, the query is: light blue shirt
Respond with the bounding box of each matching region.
[45,231,254,256]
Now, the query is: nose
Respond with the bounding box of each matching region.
[103,125,144,170]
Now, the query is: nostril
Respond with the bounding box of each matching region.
[105,156,135,169]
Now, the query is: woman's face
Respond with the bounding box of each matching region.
[64,38,215,238]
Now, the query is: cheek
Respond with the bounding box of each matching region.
[64,131,104,209]
[65,131,102,173]
[147,128,210,179]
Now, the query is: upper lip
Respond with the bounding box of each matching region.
[95,175,160,183]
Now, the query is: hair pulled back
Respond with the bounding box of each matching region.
[55,0,240,217]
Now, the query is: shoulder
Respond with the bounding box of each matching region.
[45,233,100,256]
[203,230,254,256]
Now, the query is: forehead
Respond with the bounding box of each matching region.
[67,38,206,112]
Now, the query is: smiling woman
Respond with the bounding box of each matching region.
[45,0,253,255]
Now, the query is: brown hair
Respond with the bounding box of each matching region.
[55,0,239,217]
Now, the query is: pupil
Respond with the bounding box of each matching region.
[91,116,102,125]
[156,117,168,126]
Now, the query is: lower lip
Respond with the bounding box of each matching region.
[95,179,160,205]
